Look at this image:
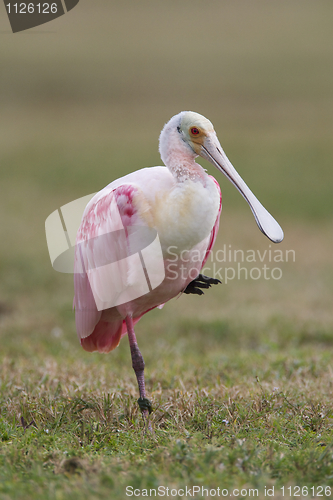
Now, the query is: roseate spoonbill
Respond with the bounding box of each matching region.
[74,111,283,424]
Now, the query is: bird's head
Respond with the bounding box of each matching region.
[159,111,284,243]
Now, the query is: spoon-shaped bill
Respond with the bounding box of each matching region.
[201,135,284,243]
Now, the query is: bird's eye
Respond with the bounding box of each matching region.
[190,127,200,135]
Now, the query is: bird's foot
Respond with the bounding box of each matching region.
[183,274,221,296]
[138,398,154,434]
[138,397,153,414]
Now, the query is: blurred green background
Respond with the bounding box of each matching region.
[0,0,332,361]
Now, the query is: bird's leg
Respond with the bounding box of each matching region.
[125,315,153,427]
[183,273,221,296]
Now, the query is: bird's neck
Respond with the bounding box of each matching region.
[165,151,207,184]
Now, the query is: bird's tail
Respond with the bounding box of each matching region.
[80,316,143,353]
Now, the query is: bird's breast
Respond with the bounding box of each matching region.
[151,176,221,255]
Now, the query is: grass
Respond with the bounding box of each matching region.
[0,1,333,498]
[1,321,333,499]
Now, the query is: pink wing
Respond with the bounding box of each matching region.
[74,183,147,353]
[201,176,222,269]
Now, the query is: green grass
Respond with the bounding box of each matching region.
[1,320,333,499]
[0,1,332,498]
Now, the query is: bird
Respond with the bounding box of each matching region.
[73,111,284,424]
